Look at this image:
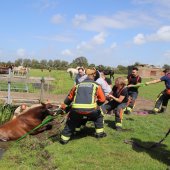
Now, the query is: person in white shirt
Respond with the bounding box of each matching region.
[74,67,87,85]
[96,72,112,97]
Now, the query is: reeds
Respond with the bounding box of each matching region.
[0,104,17,125]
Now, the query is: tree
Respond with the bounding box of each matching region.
[23,59,32,67]
[163,64,170,69]
[15,58,23,66]
[88,63,96,68]
[71,56,88,68]
[40,59,48,69]
[116,65,128,74]
[31,59,40,69]
[48,60,54,68]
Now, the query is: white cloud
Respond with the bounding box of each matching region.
[35,0,58,11]
[149,26,170,41]
[73,14,87,26]
[16,48,26,57]
[110,42,117,49]
[76,32,107,51]
[133,33,146,44]
[134,26,170,45]
[72,12,159,32]
[51,14,64,24]
[92,32,106,45]
[61,49,73,56]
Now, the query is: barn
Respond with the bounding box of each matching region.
[128,64,164,78]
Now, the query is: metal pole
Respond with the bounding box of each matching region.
[40,76,45,102]
[7,68,11,104]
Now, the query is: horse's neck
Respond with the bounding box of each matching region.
[21,107,47,121]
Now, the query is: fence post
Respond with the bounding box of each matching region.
[7,68,12,104]
[40,76,45,102]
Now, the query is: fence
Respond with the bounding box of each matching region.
[0,69,55,105]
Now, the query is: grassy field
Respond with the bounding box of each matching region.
[0,69,170,170]
[29,69,74,94]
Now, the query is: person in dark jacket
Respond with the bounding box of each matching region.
[145,68,170,113]
[126,67,142,114]
[60,68,106,144]
[104,77,128,130]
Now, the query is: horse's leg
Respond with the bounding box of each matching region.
[110,73,112,80]
[69,72,72,79]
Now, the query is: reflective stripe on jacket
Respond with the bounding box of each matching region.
[64,79,106,113]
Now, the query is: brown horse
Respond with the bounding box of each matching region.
[0,103,57,141]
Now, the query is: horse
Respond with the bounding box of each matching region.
[67,68,78,79]
[0,65,13,74]
[0,103,58,141]
[98,69,114,80]
[13,66,29,76]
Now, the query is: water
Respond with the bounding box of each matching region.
[0,142,8,159]
[0,148,5,159]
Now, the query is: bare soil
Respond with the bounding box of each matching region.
[0,91,154,112]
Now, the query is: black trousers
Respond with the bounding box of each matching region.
[61,109,104,137]
[155,90,170,109]
[104,100,127,123]
[128,91,138,109]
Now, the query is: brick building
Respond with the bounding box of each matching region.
[128,64,164,78]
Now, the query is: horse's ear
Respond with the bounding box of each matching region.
[41,102,46,107]
[41,101,53,109]
[41,102,45,106]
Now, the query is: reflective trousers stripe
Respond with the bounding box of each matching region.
[153,108,159,112]
[96,128,104,133]
[126,107,132,112]
[116,122,122,127]
[61,135,70,141]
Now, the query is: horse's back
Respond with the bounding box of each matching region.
[0,105,44,141]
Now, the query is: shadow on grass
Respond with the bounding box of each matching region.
[105,119,134,132]
[49,126,96,143]
[104,119,115,129]
[129,137,170,166]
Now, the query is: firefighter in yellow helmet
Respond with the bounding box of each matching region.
[60,68,106,144]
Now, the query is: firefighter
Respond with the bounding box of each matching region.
[145,68,170,113]
[126,67,142,114]
[104,77,129,130]
[60,68,106,144]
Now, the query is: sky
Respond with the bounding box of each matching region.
[0,0,170,67]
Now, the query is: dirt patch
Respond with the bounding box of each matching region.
[0,91,155,113]
[0,91,67,105]
[133,97,154,115]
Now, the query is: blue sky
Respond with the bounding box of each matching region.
[0,0,170,67]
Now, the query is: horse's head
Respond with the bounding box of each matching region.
[41,102,62,116]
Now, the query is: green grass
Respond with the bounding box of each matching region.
[0,70,170,170]
[29,69,74,94]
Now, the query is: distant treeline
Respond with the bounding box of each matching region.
[1,57,169,74]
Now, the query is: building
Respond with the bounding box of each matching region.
[128,64,164,78]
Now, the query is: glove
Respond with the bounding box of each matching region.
[61,103,67,110]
